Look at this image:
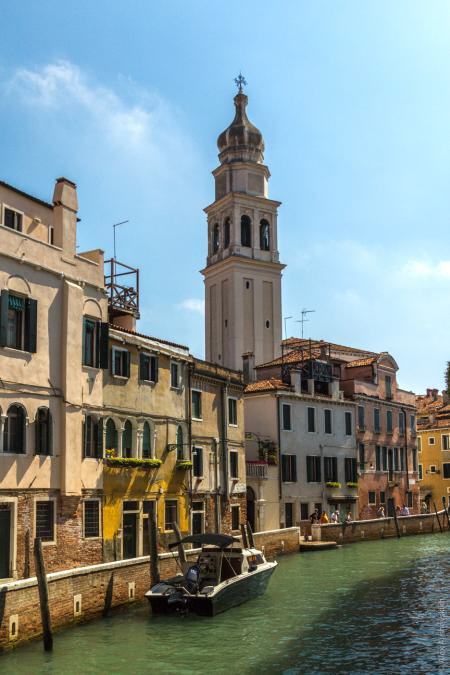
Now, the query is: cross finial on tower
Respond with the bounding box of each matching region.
[234,72,247,93]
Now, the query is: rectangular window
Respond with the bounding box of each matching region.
[192,447,203,478]
[385,375,392,399]
[429,437,435,445]
[393,447,399,471]
[382,446,388,471]
[83,500,100,538]
[307,407,315,433]
[282,404,292,431]
[142,501,156,556]
[386,410,393,434]
[7,294,24,350]
[192,390,202,420]
[358,406,365,430]
[400,447,405,472]
[164,500,178,531]
[229,450,239,479]
[380,490,386,504]
[170,362,180,389]
[374,408,381,433]
[0,292,38,353]
[417,436,422,452]
[412,448,418,473]
[112,347,130,378]
[281,454,297,482]
[345,411,352,436]
[324,456,338,483]
[443,463,450,478]
[375,445,381,471]
[306,455,321,483]
[345,457,357,483]
[139,353,158,382]
[368,491,376,505]
[442,435,450,451]
[83,416,103,458]
[82,318,108,369]
[324,409,332,434]
[406,491,413,508]
[410,415,415,432]
[4,207,22,232]
[231,505,240,531]
[35,501,55,542]
[300,503,309,520]
[399,413,405,436]
[418,464,423,480]
[228,397,238,426]
[359,443,365,472]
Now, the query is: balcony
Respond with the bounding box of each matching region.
[246,461,268,480]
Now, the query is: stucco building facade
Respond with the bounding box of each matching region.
[416,389,450,509]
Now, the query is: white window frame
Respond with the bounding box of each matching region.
[418,464,423,480]
[83,499,102,539]
[48,225,55,245]
[442,434,450,451]
[442,462,450,479]
[34,496,57,546]
[368,491,376,506]
[1,203,24,232]
[417,436,422,452]
[191,389,203,421]
[429,437,435,445]
[170,361,181,390]
[344,410,353,437]
[164,499,179,532]
[192,446,204,479]
[0,497,18,580]
[229,449,239,479]
[429,465,437,473]
[140,353,158,383]
[228,397,238,427]
[111,346,129,379]
[281,403,292,431]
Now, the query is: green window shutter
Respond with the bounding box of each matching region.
[139,353,146,380]
[0,290,9,347]
[99,323,109,369]
[96,418,103,458]
[142,422,151,458]
[48,410,53,456]
[126,351,131,378]
[152,356,159,383]
[24,298,38,353]
[292,456,297,482]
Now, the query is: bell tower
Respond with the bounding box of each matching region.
[202,76,285,372]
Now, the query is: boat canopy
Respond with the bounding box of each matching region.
[168,533,240,549]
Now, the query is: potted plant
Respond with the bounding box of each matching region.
[346,482,358,489]
[176,460,193,470]
[104,457,162,469]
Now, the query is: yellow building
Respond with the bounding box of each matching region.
[416,389,450,510]
[99,321,192,561]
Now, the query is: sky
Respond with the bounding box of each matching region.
[1,1,450,393]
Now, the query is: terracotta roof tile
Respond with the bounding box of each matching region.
[244,378,290,393]
[109,324,189,351]
[282,337,376,356]
[346,356,378,368]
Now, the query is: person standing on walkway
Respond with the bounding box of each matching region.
[320,511,329,524]
[377,506,385,518]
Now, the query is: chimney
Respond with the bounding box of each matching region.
[329,379,340,400]
[242,352,256,384]
[432,388,439,400]
[52,177,78,255]
[290,370,302,394]
[442,390,449,405]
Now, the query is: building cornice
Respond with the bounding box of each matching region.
[201,254,285,277]
[203,191,281,213]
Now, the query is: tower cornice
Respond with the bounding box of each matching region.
[200,254,286,277]
[204,191,282,214]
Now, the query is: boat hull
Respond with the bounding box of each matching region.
[147,563,277,616]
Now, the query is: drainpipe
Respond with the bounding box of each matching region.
[276,395,282,506]
[187,362,194,527]
[402,406,410,494]
[214,437,220,533]
[221,381,229,502]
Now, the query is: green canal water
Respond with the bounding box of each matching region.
[1,533,449,674]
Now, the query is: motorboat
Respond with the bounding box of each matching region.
[145,533,277,616]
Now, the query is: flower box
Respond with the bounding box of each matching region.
[346,482,358,489]
[104,457,162,469]
[176,460,193,470]
[326,481,341,488]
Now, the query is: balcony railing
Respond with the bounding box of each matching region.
[246,461,268,479]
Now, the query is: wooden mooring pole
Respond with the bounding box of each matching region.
[33,537,53,652]
[173,523,187,565]
[148,508,160,585]
[246,521,256,549]
[442,497,450,530]
[389,499,401,539]
[240,523,249,549]
[433,502,443,533]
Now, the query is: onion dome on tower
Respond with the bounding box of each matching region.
[217,74,265,165]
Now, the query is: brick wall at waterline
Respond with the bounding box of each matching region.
[315,511,449,543]
[0,527,300,651]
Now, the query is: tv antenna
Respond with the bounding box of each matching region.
[112,220,129,259]
[296,309,315,339]
[283,316,293,340]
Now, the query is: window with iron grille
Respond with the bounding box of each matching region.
[35,501,54,542]
[84,500,100,538]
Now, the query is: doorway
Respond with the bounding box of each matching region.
[246,486,256,532]
[122,502,138,560]
[285,502,294,528]
[0,506,11,579]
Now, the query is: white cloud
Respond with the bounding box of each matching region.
[177,298,205,315]
[400,259,450,280]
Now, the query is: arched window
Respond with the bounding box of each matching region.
[223,217,231,249]
[105,418,118,456]
[3,405,26,454]
[35,407,52,456]
[176,425,184,460]
[241,215,252,247]
[142,421,152,459]
[260,219,270,251]
[122,420,133,458]
[212,223,220,253]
